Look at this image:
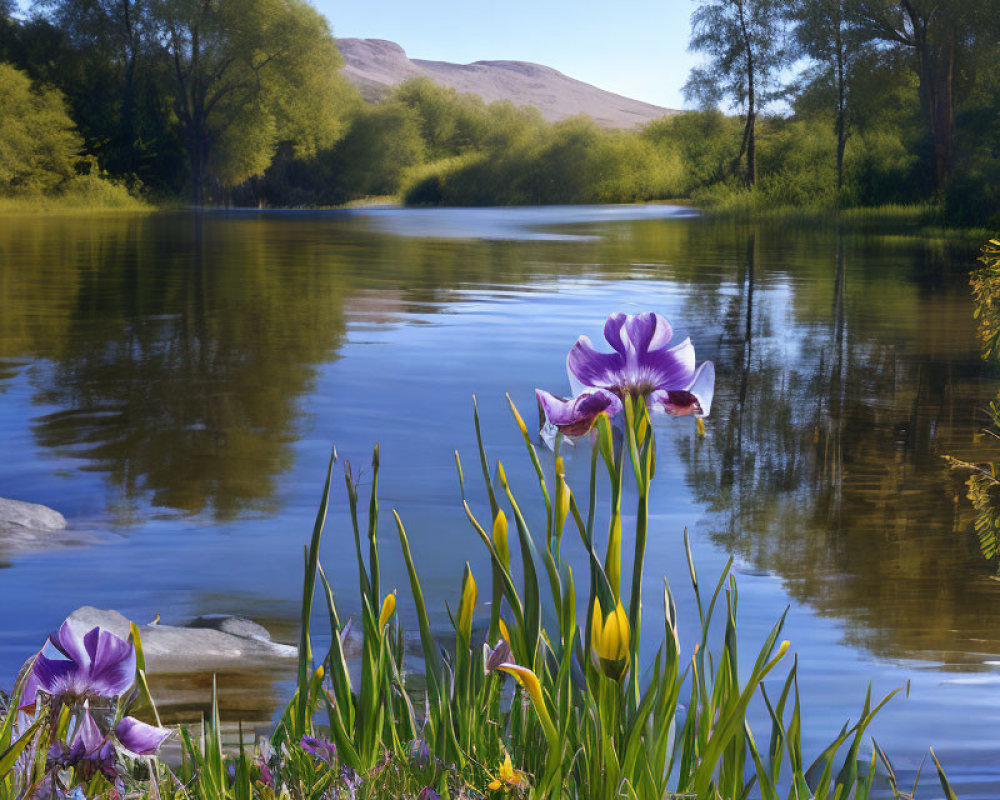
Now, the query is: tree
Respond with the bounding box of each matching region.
[154,0,348,202]
[845,0,995,192]
[37,0,154,176]
[684,0,788,187]
[787,0,863,189]
[0,62,83,194]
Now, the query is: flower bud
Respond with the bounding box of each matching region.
[492,509,510,569]
[378,592,397,630]
[590,597,631,681]
[457,564,477,644]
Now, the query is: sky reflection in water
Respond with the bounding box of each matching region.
[0,208,998,794]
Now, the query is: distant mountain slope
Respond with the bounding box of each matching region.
[337,38,678,129]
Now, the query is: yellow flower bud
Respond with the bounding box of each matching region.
[590,597,631,680]
[498,618,511,646]
[507,393,529,438]
[492,509,510,569]
[457,564,478,643]
[777,640,791,658]
[378,592,396,630]
[555,475,571,539]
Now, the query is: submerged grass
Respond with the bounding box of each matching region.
[0,391,966,799]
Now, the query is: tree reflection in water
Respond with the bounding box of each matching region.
[676,228,1000,662]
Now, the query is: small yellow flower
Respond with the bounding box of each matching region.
[590,596,631,680]
[487,752,522,792]
[378,592,396,630]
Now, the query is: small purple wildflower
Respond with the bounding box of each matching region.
[407,738,431,768]
[341,765,361,800]
[300,734,337,766]
[416,788,441,800]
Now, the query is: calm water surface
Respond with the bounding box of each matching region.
[1,207,998,794]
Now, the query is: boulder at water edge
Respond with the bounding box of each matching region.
[0,497,96,555]
[66,607,297,673]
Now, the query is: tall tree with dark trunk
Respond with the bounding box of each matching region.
[846,0,991,192]
[685,0,788,188]
[788,0,861,190]
[36,0,154,176]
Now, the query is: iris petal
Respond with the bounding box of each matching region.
[567,335,626,391]
[536,389,621,436]
[87,629,136,697]
[621,312,673,357]
[52,622,90,667]
[650,361,715,417]
[116,717,172,756]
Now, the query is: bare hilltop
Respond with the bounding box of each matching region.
[337,38,678,130]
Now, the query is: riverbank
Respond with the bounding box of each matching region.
[0,177,151,214]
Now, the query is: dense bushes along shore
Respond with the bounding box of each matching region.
[2,0,999,223]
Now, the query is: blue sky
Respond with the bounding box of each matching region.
[318,0,700,109]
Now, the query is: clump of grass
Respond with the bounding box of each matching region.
[1,392,965,799]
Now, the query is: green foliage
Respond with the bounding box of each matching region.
[948,239,1000,569]
[156,0,351,200]
[326,102,426,199]
[401,115,684,206]
[642,110,742,194]
[0,62,82,194]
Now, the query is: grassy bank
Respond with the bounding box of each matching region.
[0,176,150,214]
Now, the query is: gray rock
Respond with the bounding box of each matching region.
[0,497,98,556]
[0,497,66,531]
[187,615,274,643]
[66,607,297,674]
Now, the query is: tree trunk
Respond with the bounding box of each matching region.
[913,12,955,192]
[834,5,847,191]
[738,0,756,188]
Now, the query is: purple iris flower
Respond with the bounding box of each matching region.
[48,711,119,781]
[417,789,442,800]
[31,623,136,703]
[300,734,337,766]
[114,716,172,756]
[483,639,512,674]
[537,312,715,436]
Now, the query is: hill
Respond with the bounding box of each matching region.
[337,38,678,129]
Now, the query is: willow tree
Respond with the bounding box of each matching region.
[684,0,788,187]
[153,0,348,203]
